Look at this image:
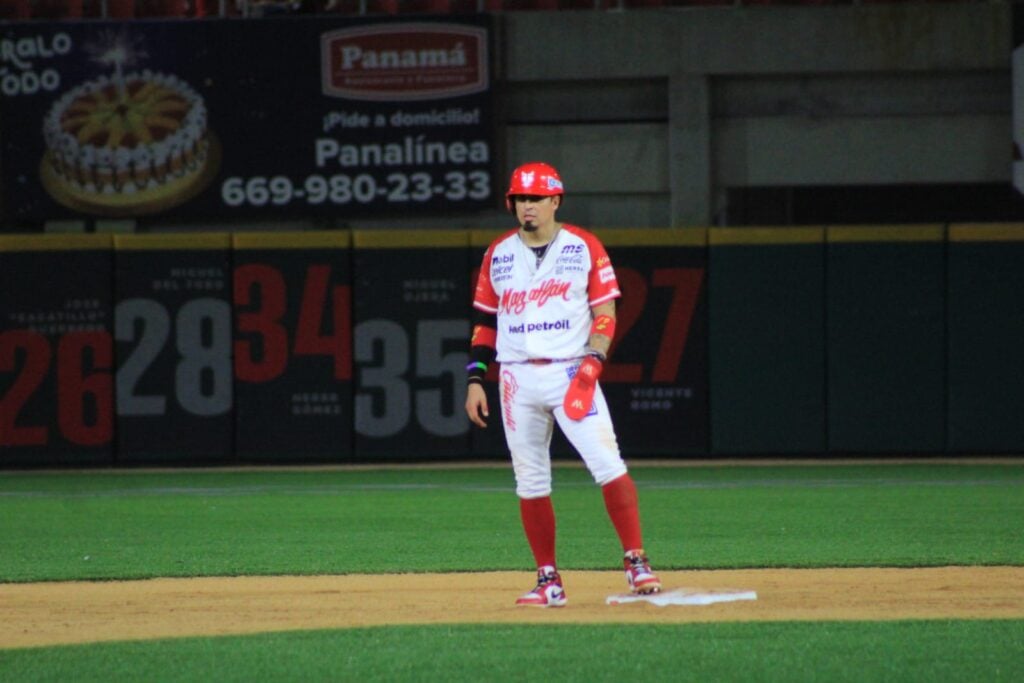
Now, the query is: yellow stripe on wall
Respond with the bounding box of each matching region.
[233,231,351,250]
[114,233,231,250]
[709,227,825,246]
[0,234,112,252]
[469,227,707,248]
[10,225,1021,256]
[469,228,512,248]
[948,223,1024,242]
[352,229,469,248]
[827,224,944,243]
[595,228,707,247]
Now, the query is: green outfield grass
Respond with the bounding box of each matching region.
[2,621,1023,683]
[1,462,1022,681]
[0,463,1020,581]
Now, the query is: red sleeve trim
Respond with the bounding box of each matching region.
[472,242,500,311]
[589,290,621,307]
[471,324,497,349]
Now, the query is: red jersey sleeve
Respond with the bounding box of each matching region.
[473,243,499,313]
[583,232,621,306]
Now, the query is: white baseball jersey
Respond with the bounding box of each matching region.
[473,224,621,363]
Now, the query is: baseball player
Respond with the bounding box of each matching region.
[464,161,661,607]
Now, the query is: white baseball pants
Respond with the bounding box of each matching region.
[498,360,627,498]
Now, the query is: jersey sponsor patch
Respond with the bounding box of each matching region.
[491,253,516,282]
[555,252,585,275]
[492,265,515,283]
[598,265,615,284]
[556,265,586,276]
[505,319,569,334]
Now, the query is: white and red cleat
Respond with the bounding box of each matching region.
[515,565,568,607]
[623,549,662,594]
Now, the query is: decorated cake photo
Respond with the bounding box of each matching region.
[40,67,218,217]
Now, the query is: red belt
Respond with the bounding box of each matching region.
[526,359,553,365]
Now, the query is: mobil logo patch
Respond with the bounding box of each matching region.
[321,23,489,101]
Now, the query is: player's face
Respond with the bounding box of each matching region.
[514,194,560,231]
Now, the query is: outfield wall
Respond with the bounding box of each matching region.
[1,224,1022,465]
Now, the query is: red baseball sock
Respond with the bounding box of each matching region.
[602,473,644,551]
[519,496,557,568]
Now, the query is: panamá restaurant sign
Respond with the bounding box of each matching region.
[320,23,488,102]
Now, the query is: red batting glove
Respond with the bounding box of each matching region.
[563,355,603,420]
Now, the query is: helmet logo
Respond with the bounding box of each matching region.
[507,163,563,200]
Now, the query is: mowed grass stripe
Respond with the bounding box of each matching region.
[1,463,1021,499]
[2,621,1022,682]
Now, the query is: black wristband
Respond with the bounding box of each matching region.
[466,361,488,383]
[467,343,496,383]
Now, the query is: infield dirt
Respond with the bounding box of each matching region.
[3,566,1024,649]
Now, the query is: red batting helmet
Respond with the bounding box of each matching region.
[505,162,564,211]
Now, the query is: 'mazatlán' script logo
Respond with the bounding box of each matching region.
[500,279,571,314]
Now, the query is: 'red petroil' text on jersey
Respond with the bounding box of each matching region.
[473,224,621,363]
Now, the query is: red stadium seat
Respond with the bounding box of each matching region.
[326,0,398,14]
[741,0,835,5]
[403,0,452,12]
[322,0,358,13]
[560,0,610,10]
[497,0,559,10]
[31,0,84,18]
[105,0,137,17]
[135,0,189,15]
[0,0,31,19]
[369,0,399,12]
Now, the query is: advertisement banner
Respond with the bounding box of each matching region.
[352,230,471,458]
[0,16,495,225]
[232,232,353,462]
[113,234,234,463]
[0,235,114,466]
